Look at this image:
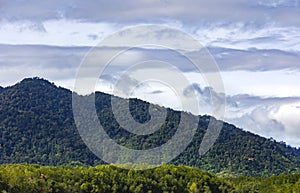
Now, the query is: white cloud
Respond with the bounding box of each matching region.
[0,20,119,46]
[194,23,300,52]
[221,70,300,97]
[270,103,300,136]
[225,101,300,147]
[1,19,300,53]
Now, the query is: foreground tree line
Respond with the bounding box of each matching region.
[0,164,299,193]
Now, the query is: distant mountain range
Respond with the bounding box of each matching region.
[0,77,299,176]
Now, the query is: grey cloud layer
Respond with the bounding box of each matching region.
[0,44,88,86]
[209,47,300,71]
[1,0,300,26]
[0,44,88,67]
[1,44,299,83]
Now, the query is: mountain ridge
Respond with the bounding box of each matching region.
[0,77,299,176]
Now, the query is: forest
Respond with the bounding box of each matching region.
[0,78,300,192]
[0,164,299,193]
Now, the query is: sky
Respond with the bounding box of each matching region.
[0,0,300,147]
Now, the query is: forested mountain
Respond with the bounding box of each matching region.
[0,77,299,176]
[0,86,3,93]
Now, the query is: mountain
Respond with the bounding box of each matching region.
[0,77,299,176]
[0,86,3,93]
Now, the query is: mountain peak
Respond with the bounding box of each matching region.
[19,77,55,87]
[4,77,71,95]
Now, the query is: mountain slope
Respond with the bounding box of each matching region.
[0,77,299,176]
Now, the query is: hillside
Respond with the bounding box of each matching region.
[0,77,299,176]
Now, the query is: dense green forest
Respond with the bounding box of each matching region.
[0,78,299,176]
[0,164,299,193]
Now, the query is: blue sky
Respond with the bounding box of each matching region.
[0,0,300,147]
